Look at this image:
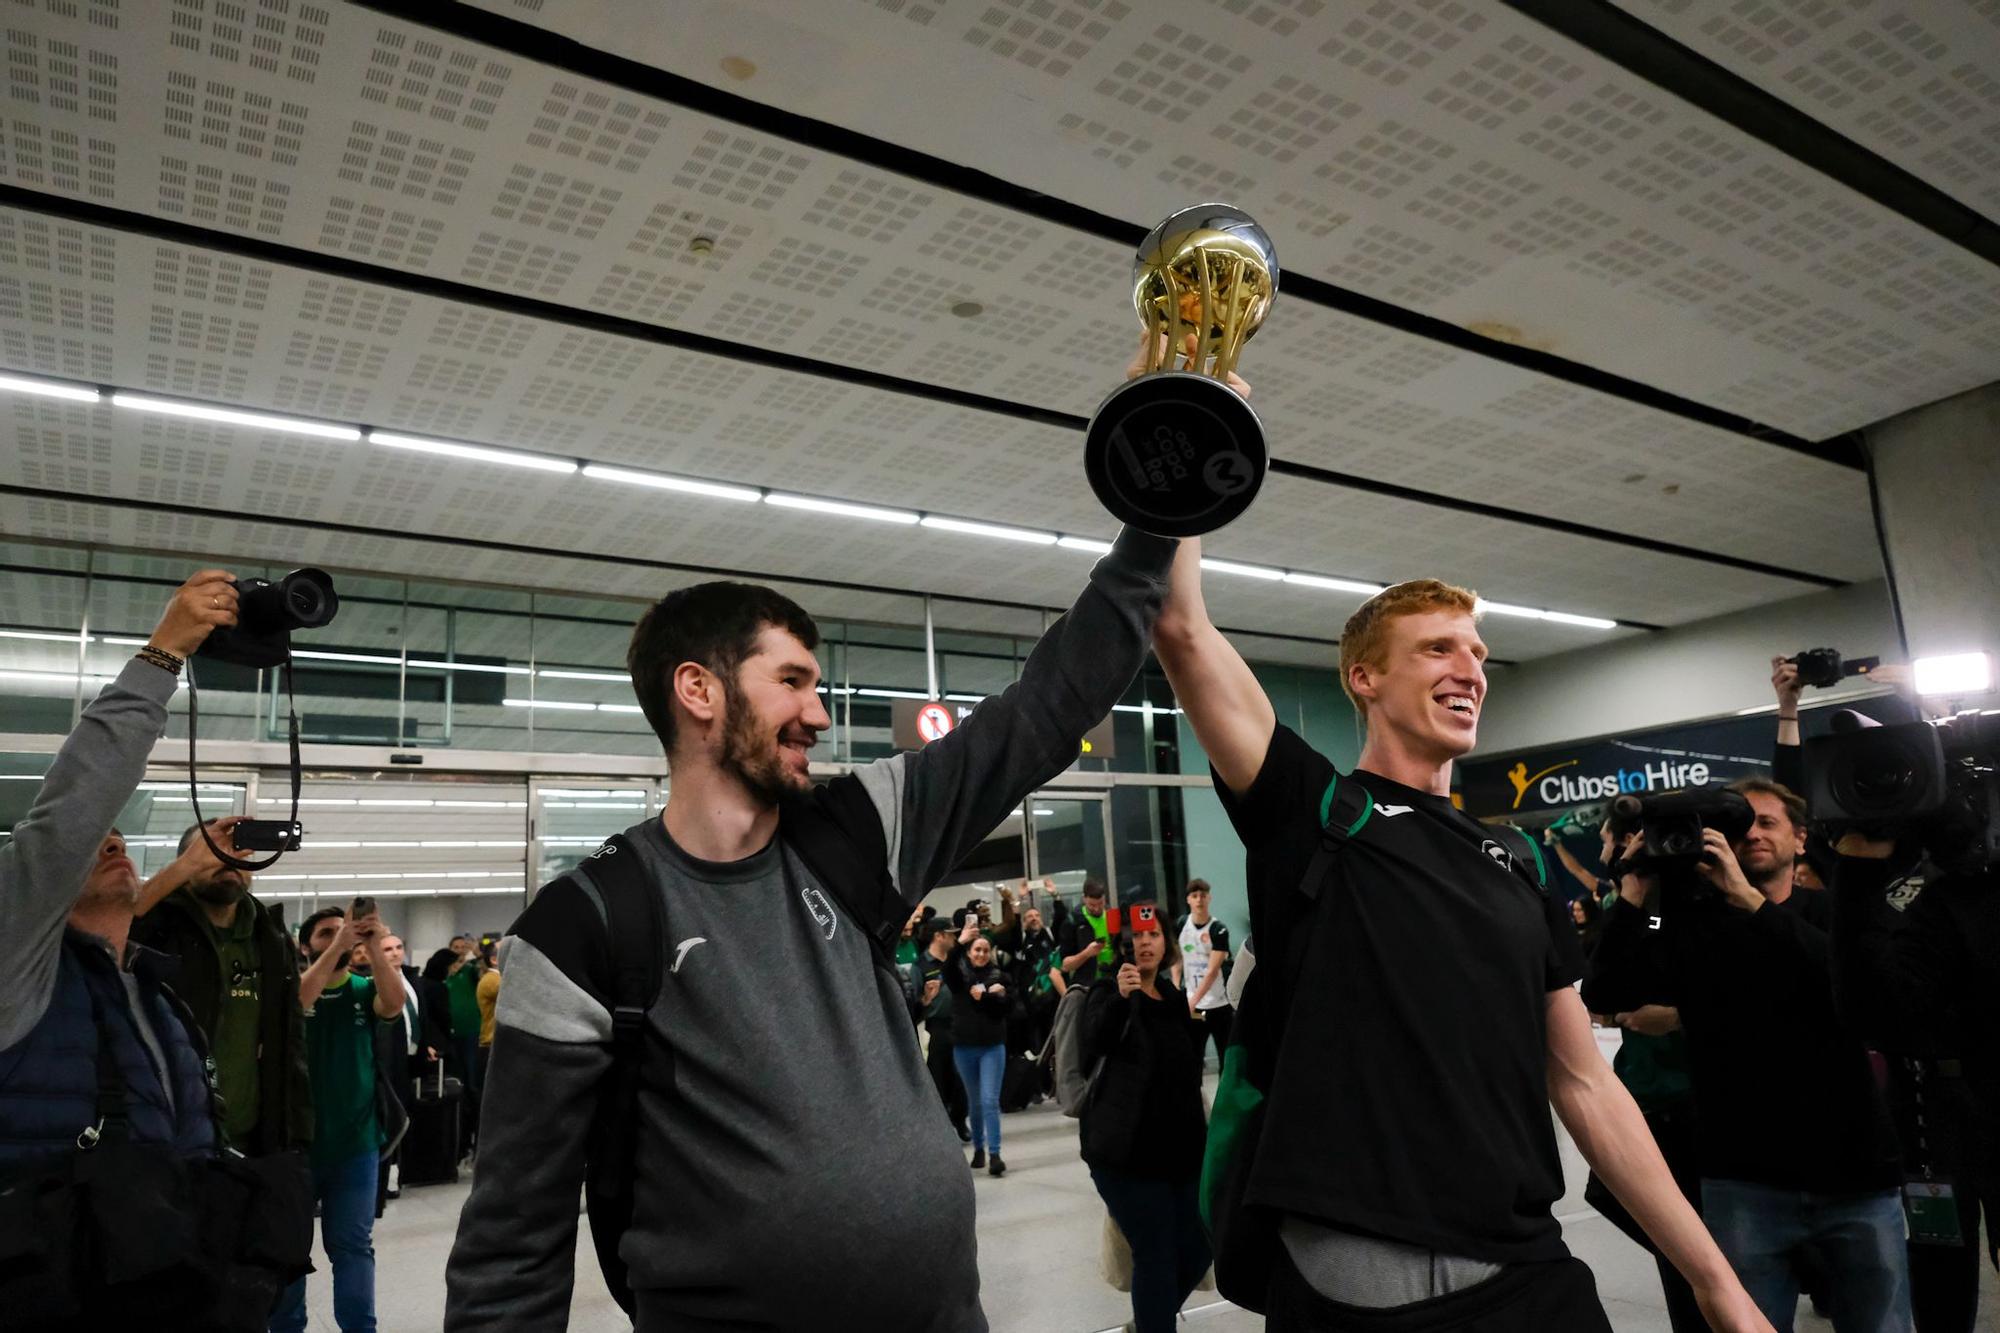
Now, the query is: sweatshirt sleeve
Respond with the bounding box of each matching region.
[851,529,1176,903]
[1580,897,1675,1014]
[0,659,176,1051]
[444,878,614,1331]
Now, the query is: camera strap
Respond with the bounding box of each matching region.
[184,658,301,872]
[1901,1056,1966,1246]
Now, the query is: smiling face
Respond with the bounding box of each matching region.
[1349,608,1488,763]
[1023,907,1043,933]
[712,625,831,804]
[968,937,992,967]
[1733,789,1802,887]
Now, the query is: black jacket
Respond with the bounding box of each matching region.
[945,957,1012,1047]
[373,963,451,1106]
[1078,977,1206,1178]
[129,888,311,1155]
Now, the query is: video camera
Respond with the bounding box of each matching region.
[1606,787,1753,882]
[1806,709,2000,873]
[187,567,341,866]
[1787,647,1880,691]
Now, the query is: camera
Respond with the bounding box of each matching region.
[1805,709,2000,872]
[196,567,339,670]
[1607,787,1754,872]
[1787,647,1881,691]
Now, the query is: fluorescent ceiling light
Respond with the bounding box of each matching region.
[0,669,115,687]
[540,788,647,798]
[538,668,627,682]
[112,392,360,441]
[0,372,101,403]
[1057,536,1115,554]
[1540,610,1620,630]
[371,430,578,474]
[1475,599,1545,620]
[582,463,761,502]
[919,515,1058,545]
[943,693,986,703]
[764,492,919,525]
[408,659,531,675]
[1282,573,1386,597]
[1913,652,1992,697]
[854,687,932,699]
[98,636,150,647]
[292,649,403,666]
[504,697,597,711]
[1201,558,1285,581]
[0,629,87,643]
[597,702,645,713]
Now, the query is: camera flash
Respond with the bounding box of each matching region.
[1912,652,1993,697]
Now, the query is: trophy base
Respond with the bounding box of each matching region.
[1084,372,1267,538]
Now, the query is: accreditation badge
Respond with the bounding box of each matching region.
[1902,1177,1964,1246]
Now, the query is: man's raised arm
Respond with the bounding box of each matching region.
[1152,535,1277,798]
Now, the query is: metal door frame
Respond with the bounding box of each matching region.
[1023,789,1116,902]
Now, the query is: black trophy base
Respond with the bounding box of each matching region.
[1083,372,1267,537]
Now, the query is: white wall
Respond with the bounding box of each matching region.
[1475,579,1899,753]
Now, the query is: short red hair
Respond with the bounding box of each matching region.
[1339,579,1479,718]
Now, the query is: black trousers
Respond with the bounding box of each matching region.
[924,1026,968,1133]
[1266,1247,1611,1332]
[1190,1004,1233,1072]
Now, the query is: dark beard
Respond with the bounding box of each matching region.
[717,686,805,804]
[188,873,245,907]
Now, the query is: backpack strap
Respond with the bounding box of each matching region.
[1487,825,1550,895]
[1300,773,1374,904]
[570,831,664,1319]
[778,782,903,974]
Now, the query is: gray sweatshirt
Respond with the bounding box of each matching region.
[444,529,1177,1332]
[0,661,177,1056]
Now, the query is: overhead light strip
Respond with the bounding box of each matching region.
[0,371,102,403]
[0,366,1627,633]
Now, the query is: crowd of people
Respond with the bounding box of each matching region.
[0,425,1990,1333]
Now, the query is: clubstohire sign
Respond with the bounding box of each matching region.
[1457,717,1777,818]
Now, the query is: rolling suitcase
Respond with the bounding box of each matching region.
[400,1066,462,1187]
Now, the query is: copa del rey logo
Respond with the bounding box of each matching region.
[1507,756,1713,809]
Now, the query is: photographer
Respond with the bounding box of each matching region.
[1585,780,1909,1329]
[1078,903,1210,1333]
[1831,833,1998,1331]
[128,816,310,1158]
[0,571,310,1325]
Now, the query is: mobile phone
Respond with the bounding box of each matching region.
[350,895,377,919]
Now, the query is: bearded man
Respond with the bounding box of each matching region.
[132,813,311,1156]
[447,528,1178,1331]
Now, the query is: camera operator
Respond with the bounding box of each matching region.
[127,816,310,1159]
[0,571,316,1326]
[1830,831,1998,1331]
[1585,779,1909,1329]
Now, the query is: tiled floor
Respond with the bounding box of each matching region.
[313,1084,1992,1331]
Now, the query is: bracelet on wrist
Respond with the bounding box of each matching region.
[1776,712,1798,722]
[136,645,184,675]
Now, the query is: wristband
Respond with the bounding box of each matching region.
[1776,713,1798,722]
[136,645,184,675]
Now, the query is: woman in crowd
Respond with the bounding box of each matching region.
[1079,902,1211,1333]
[946,920,1013,1176]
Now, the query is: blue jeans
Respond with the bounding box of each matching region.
[952,1042,1005,1153]
[1092,1169,1212,1333]
[1701,1179,1910,1332]
[270,1150,380,1333]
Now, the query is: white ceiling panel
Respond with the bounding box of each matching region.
[476,0,2000,437]
[1613,0,2000,219]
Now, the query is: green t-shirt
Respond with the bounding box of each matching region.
[304,973,384,1168]
[446,964,483,1039]
[202,901,264,1147]
[1087,909,1112,966]
[894,937,918,968]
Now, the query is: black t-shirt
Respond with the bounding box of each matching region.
[1216,723,1583,1264]
[1588,880,1901,1193]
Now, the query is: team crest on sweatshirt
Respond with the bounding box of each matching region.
[800,886,838,941]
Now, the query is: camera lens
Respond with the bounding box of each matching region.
[277,568,339,629]
[286,580,324,623]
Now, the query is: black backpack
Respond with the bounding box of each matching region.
[564,790,908,1317]
[1197,775,1547,1313]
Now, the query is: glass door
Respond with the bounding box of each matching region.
[1024,792,1116,917]
[529,778,657,894]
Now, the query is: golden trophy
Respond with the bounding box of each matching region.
[1084,204,1278,536]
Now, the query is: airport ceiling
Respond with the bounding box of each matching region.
[1,0,1996,669]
